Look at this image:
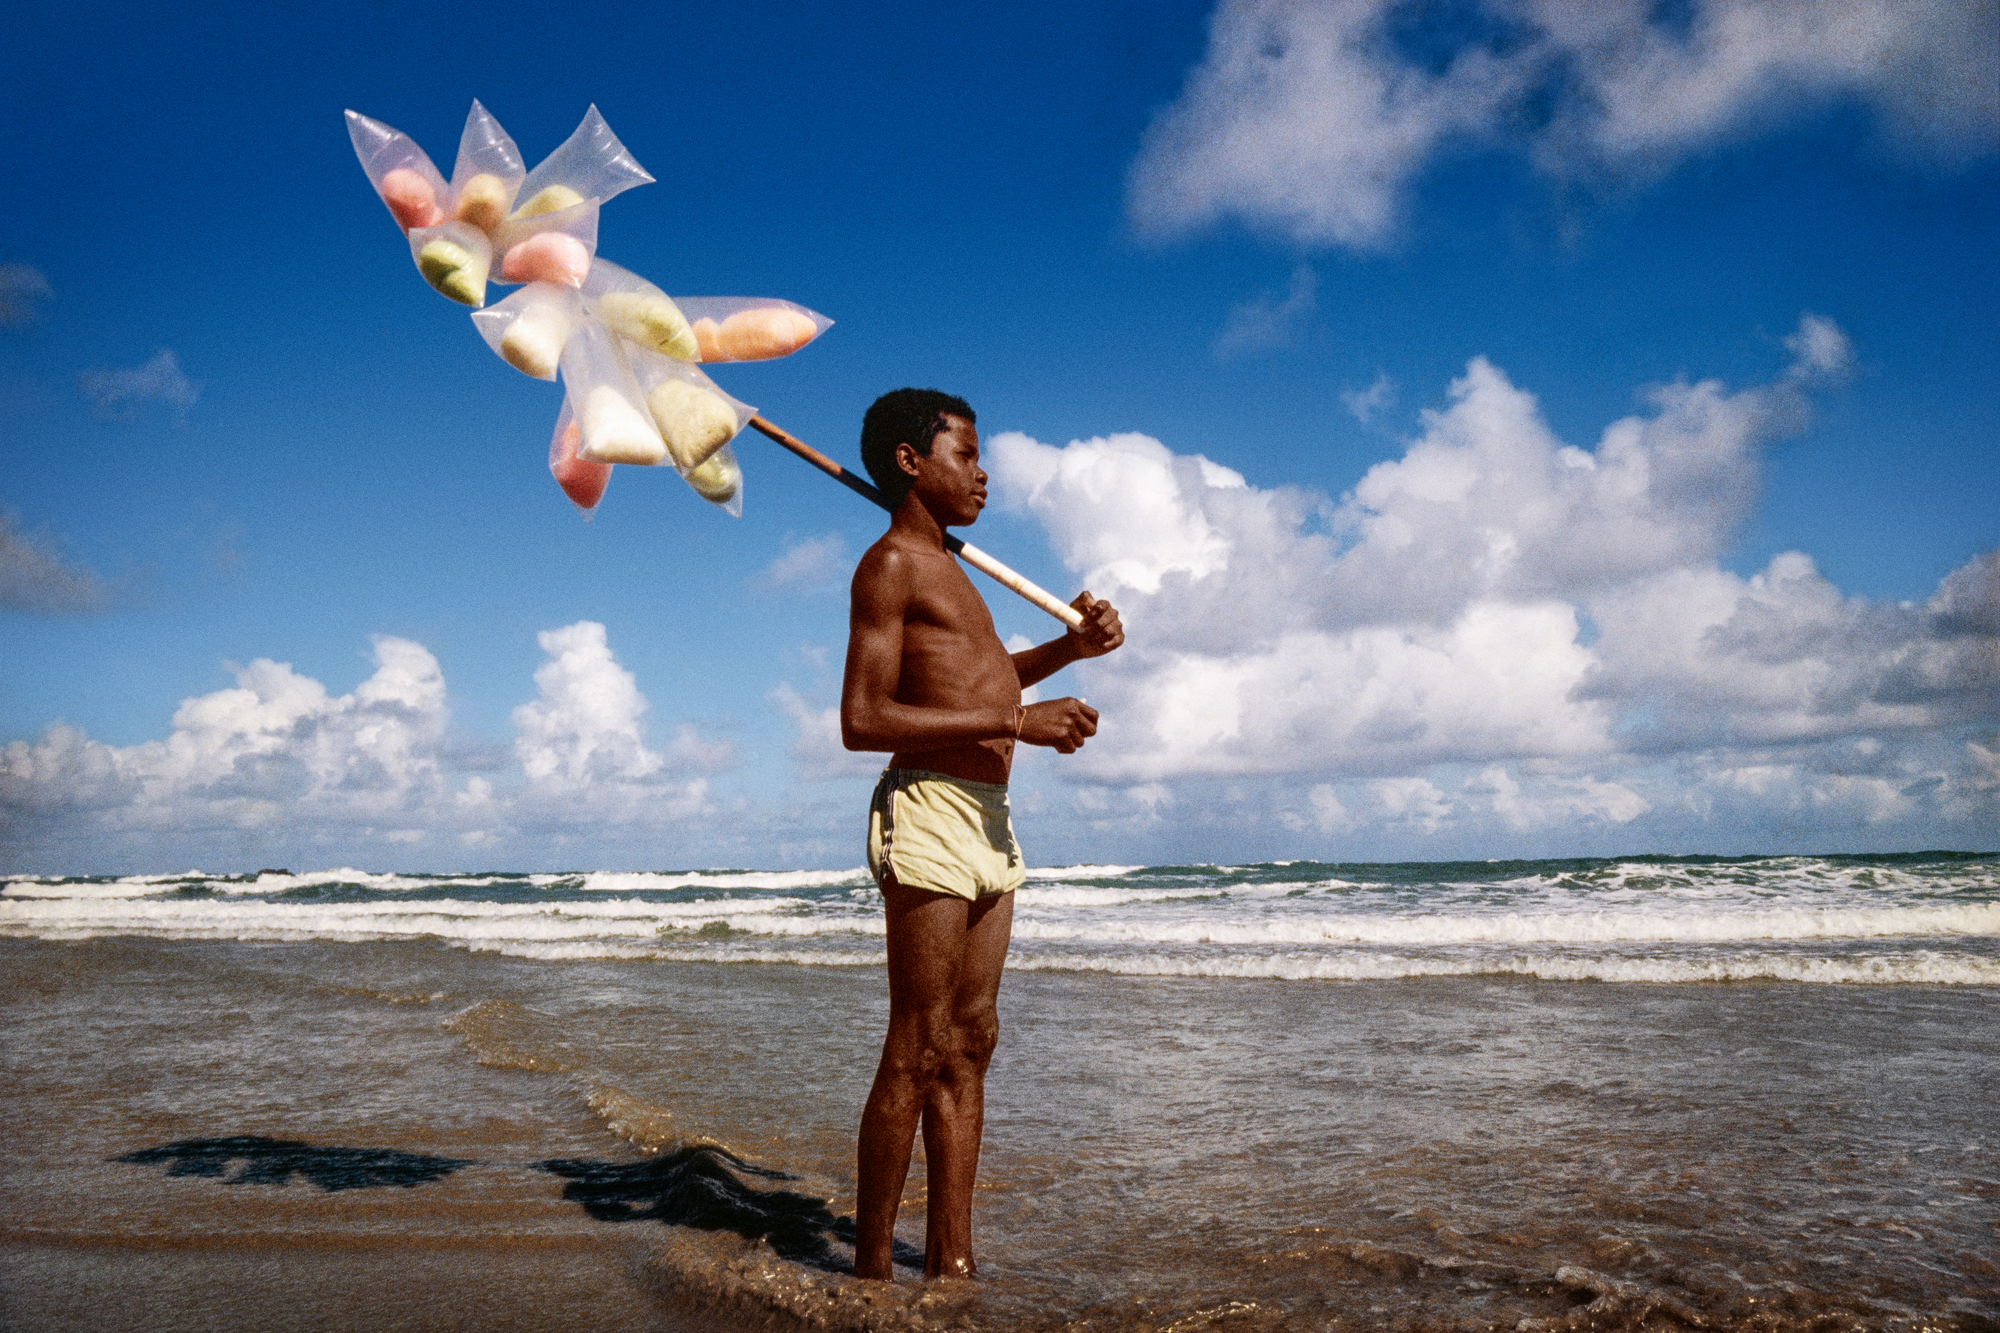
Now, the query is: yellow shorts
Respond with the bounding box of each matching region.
[867,768,1026,901]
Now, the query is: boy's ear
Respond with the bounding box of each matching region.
[894,441,923,477]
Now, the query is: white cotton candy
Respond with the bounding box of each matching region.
[578,385,666,466]
[500,302,577,379]
[471,283,583,381]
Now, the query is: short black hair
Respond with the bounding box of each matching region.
[860,388,975,507]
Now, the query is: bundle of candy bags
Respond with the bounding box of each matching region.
[348,101,832,517]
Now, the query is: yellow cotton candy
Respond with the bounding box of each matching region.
[578,385,666,466]
[513,185,586,219]
[684,450,741,504]
[417,238,487,307]
[598,292,698,361]
[646,379,740,470]
[454,173,512,233]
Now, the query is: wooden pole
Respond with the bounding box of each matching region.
[747,415,1085,629]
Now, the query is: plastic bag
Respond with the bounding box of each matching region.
[347,110,449,232]
[561,316,666,466]
[409,220,491,307]
[625,345,750,514]
[581,258,697,360]
[548,399,611,514]
[682,440,743,513]
[675,298,832,362]
[492,199,599,287]
[515,105,655,215]
[448,100,525,235]
[472,282,582,380]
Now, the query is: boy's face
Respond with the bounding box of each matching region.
[899,414,986,527]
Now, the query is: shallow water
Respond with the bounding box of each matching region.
[4,920,1996,1331]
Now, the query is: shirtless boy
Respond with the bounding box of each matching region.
[840,388,1124,1280]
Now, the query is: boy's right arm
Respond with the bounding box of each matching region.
[841,545,1101,755]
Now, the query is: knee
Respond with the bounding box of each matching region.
[885,1008,958,1083]
[953,1005,999,1070]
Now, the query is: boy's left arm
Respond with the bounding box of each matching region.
[1012,592,1124,689]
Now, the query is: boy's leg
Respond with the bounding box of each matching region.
[920,888,1013,1277]
[854,880,975,1280]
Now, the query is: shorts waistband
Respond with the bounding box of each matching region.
[879,767,1011,796]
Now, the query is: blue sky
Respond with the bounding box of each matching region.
[2,0,1995,873]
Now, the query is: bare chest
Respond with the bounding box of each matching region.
[898,563,1017,701]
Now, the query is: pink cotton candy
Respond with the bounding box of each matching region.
[502,232,591,287]
[550,417,611,511]
[693,307,820,361]
[380,168,444,230]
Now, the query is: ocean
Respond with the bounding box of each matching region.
[3,853,1995,1332]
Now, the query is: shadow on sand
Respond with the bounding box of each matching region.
[113,1135,920,1272]
[114,1136,473,1191]
[538,1144,923,1271]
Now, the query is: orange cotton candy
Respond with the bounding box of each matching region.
[550,418,611,511]
[503,232,591,287]
[380,168,444,230]
[692,308,820,361]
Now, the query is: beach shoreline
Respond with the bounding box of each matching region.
[4,858,1996,1331]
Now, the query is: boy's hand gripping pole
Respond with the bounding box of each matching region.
[747,415,1086,630]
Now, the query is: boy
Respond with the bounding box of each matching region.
[840,388,1124,1280]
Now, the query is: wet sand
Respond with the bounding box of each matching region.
[4,935,1995,1332]
[1,1238,699,1333]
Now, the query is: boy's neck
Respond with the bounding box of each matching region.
[889,492,952,549]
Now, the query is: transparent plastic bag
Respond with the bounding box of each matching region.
[625,345,751,513]
[677,298,833,362]
[581,258,697,361]
[471,282,582,380]
[448,100,525,235]
[561,316,666,466]
[548,399,611,514]
[408,220,491,307]
[514,105,655,216]
[492,199,599,287]
[681,440,743,515]
[347,110,449,232]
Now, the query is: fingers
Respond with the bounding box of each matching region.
[1023,699,1099,751]
[1067,591,1125,656]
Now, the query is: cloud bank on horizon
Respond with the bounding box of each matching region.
[7,314,1994,863]
[987,314,1997,845]
[2,621,727,861]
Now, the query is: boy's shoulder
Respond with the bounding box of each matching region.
[856,525,955,579]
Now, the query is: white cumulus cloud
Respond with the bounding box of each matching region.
[510,621,719,825]
[2,621,729,863]
[1130,0,1998,249]
[985,314,1999,845]
[2,636,450,837]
